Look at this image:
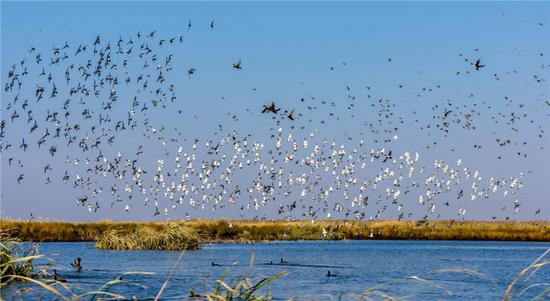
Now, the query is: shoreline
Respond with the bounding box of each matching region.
[1,219,549,243]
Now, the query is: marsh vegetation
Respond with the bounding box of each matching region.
[1,220,548,249]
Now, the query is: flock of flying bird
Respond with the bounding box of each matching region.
[1,20,548,221]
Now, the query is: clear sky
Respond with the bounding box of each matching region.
[1,1,549,221]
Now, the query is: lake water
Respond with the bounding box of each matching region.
[3,240,550,300]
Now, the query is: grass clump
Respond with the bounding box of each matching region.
[0,239,44,285]
[95,222,201,251]
[189,272,286,301]
[503,248,550,301]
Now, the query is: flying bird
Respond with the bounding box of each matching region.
[187,68,196,78]
[473,59,485,71]
[233,58,242,70]
[261,102,280,114]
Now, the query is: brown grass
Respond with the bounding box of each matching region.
[1,219,548,244]
[95,223,201,251]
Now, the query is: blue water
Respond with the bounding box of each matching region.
[3,240,550,300]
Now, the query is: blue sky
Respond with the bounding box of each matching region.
[1,2,549,221]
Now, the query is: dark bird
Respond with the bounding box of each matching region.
[70,257,82,271]
[473,59,485,71]
[286,110,295,120]
[53,269,67,283]
[383,150,393,163]
[261,102,280,114]
[20,139,28,152]
[233,58,242,70]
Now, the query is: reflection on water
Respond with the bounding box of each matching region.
[4,240,550,300]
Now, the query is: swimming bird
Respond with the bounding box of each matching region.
[53,269,67,283]
[70,257,82,271]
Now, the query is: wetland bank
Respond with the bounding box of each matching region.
[1,220,549,248]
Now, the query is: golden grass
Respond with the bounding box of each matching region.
[0,229,46,285]
[189,272,286,300]
[95,223,201,251]
[0,242,44,285]
[502,248,550,301]
[1,219,549,245]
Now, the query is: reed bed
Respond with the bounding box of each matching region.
[1,219,549,245]
[95,223,201,251]
[0,237,45,285]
